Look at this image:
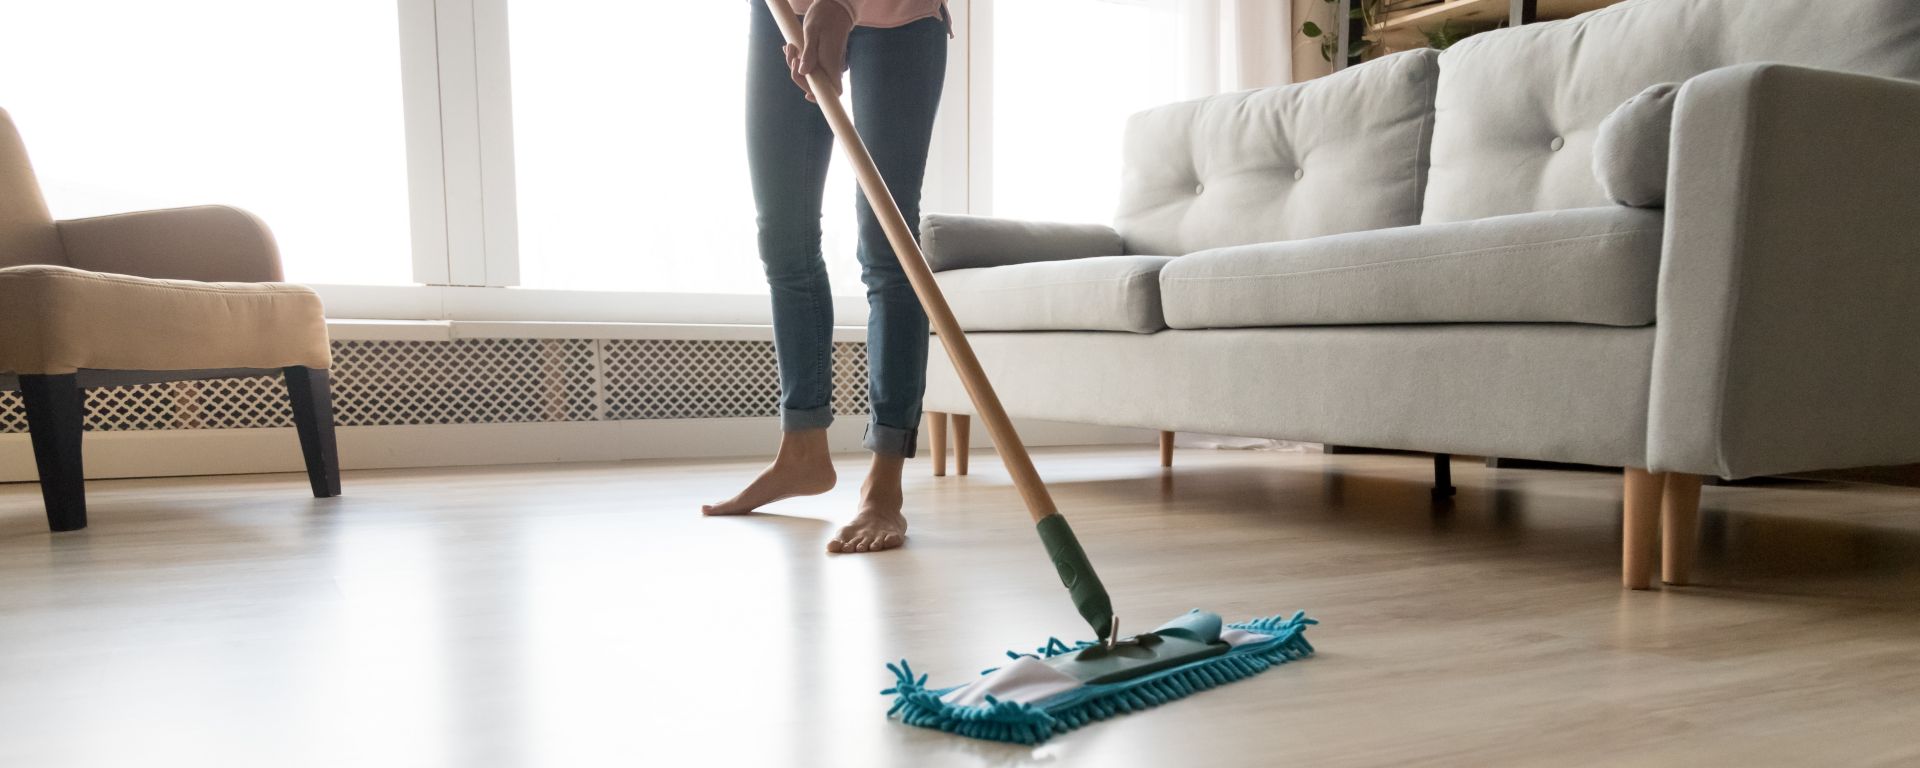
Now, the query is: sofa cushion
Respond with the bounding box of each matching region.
[1422,0,1920,224]
[1593,83,1677,208]
[936,255,1173,333]
[1116,49,1439,256]
[1159,206,1663,329]
[921,214,1123,272]
[0,264,331,375]
[921,325,1656,469]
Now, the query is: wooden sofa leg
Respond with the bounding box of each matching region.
[284,367,341,498]
[1662,473,1704,586]
[1431,453,1456,499]
[20,374,88,532]
[1623,467,1664,590]
[928,412,948,477]
[953,415,971,475]
[1160,431,1174,468]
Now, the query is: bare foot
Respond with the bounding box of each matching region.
[828,454,908,554]
[703,430,836,516]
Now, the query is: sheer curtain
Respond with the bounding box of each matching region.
[1181,0,1295,98]
[988,0,1292,224]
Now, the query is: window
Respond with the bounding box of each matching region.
[0,1,416,286]
[506,0,866,295]
[988,0,1195,224]
[8,0,1223,320]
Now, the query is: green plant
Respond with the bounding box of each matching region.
[1300,17,1336,63]
[1420,19,1469,49]
[1302,0,1384,64]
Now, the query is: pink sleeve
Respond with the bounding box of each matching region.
[822,0,860,23]
[791,0,946,29]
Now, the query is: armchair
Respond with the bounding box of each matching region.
[0,107,339,531]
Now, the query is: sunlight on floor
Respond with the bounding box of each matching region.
[3,448,1920,766]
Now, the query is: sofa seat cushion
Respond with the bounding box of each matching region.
[936,255,1174,333]
[1160,206,1664,329]
[0,264,331,375]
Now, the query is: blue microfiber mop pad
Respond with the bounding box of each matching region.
[882,610,1316,744]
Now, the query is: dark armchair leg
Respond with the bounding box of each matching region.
[1431,453,1456,499]
[20,374,88,531]
[283,366,341,498]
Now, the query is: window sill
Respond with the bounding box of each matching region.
[325,318,867,342]
[312,283,871,328]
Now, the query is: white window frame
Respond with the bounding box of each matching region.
[398,0,452,286]
[397,0,518,288]
[322,0,976,326]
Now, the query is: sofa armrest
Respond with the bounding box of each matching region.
[56,205,283,282]
[1650,63,1920,478]
[920,213,1123,272]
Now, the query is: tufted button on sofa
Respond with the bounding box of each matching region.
[917,0,1920,589]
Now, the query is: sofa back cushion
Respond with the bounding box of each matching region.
[1115,49,1440,256]
[1423,0,1920,224]
[0,108,66,269]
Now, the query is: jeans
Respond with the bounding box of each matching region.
[746,1,947,457]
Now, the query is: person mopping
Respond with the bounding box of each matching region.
[701,0,950,556]
[726,0,1319,742]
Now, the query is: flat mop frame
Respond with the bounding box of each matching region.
[760,0,1117,643]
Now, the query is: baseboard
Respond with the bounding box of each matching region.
[0,418,1154,482]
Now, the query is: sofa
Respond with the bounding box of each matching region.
[916,0,1920,589]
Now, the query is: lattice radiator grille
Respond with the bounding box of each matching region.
[0,338,871,432]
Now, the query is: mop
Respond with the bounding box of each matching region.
[762,0,1316,744]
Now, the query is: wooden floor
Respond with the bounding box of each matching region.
[4,448,1920,767]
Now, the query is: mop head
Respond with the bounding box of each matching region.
[882,609,1315,744]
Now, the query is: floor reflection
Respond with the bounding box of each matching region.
[2,448,1919,766]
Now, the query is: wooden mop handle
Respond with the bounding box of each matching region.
[763,0,1060,524]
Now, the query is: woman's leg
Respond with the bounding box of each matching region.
[826,16,948,552]
[704,0,841,516]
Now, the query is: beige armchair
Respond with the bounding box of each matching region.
[0,107,339,531]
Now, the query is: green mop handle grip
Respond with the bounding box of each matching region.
[1037,514,1116,641]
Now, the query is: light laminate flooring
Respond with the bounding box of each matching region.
[4,448,1920,767]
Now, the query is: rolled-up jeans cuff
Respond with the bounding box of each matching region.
[781,405,834,432]
[863,422,918,458]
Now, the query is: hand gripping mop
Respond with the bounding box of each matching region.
[763,0,1315,744]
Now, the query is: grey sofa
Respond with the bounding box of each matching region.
[918,0,1920,589]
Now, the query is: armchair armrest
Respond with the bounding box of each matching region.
[55,205,282,282]
[1650,64,1920,478]
[920,213,1123,272]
